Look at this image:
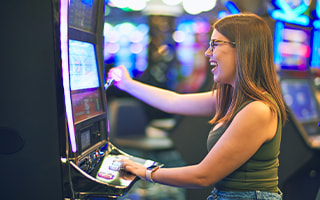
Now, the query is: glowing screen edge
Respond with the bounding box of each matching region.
[61,0,77,153]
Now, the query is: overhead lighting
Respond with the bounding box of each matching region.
[182,0,216,15]
[162,0,182,6]
[109,0,148,11]
[108,0,216,15]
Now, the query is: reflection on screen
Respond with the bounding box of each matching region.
[69,40,100,91]
[280,79,320,122]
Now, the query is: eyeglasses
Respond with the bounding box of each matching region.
[209,39,236,52]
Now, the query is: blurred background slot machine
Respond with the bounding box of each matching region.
[269,0,320,199]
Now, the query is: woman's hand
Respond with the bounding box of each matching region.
[107,65,132,91]
[121,158,147,180]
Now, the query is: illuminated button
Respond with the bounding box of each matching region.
[97,172,114,180]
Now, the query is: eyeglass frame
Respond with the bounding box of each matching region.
[209,39,236,52]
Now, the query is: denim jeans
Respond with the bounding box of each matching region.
[207,188,283,200]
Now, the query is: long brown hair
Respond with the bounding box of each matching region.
[209,13,287,126]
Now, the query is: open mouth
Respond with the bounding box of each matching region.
[210,61,217,68]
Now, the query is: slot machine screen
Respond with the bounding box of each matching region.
[274,22,311,71]
[280,79,320,123]
[69,39,104,123]
[69,0,98,33]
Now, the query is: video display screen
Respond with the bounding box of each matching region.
[69,0,97,32]
[69,39,103,123]
[71,88,103,123]
[69,39,100,91]
[274,22,311,71]
[280,79,320,123]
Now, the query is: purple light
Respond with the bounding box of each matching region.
[61,0,77,153]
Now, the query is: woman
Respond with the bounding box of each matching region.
[107,13,286,200]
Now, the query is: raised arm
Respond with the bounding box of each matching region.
[108,65,216,117]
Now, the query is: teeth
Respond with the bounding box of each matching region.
[210,61,217,67]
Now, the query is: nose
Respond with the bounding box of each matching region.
[205,47,212,57]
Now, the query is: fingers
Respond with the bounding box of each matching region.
[107,67,122,82]
[120,158,130,171]
[121,158,136,171]
[120,158,147,179]
[112,67,123,81]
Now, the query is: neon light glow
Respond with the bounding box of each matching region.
[314,21,320,29]
[225,1,240,14]
[61,0,77,152]
[311,29,320,68]
[103,22,149,77]
[310,1,320,68]
[313,0,320,28]
[218,1,240,19]
[270,0,310,26]
[274,21,284,67]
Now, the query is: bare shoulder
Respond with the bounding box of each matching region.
[233,100,277,141]
[241,100,275,120]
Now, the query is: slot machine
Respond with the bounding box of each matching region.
[270,1,320,199]
[59,0,162,199]
[0,0,161,199]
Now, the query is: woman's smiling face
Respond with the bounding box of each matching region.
[205,29,237,87]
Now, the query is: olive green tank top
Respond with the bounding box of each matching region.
[207,96,281,193]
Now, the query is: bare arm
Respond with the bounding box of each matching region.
[108,65,216,117]
[122,101,278,188]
